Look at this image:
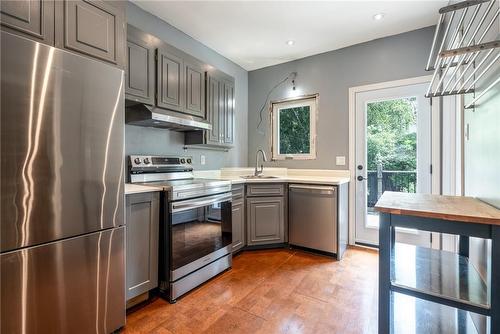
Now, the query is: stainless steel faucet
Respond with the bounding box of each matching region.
[254,149,268,176]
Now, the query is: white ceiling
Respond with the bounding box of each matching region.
[132,1,446,71]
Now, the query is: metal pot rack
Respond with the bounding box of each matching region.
[425,0,499,109]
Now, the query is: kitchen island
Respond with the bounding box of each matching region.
[375,191,500,334]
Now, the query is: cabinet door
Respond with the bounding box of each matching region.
[247,197,284,246]
[56,0,125,67]
[184,57,205,118]
[125,26,154,105]
[126,192,159,300]
[232,200,245,252]
[206,73,221,145]
[0,0,54,44]
[157,47,184,112]
[222,80,235,145]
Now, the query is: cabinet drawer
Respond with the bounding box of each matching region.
[246,183,285,197]
[232,185,244,202]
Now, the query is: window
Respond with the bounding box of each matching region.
[271,95,317,160]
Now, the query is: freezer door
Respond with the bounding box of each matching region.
[1,226,125,334]
[1,32,125,252]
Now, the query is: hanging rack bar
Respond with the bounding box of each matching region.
[456,49,497,92]
[464,76,500,109]
[464,52,500,93]
[426,88,475,98]
[447,51,482,92]
[426,14,445,71]
[438,0,490,14]
[426,10,457,96]
[463,1,496,62]
[441,6,499,93]
[441,40,500,58]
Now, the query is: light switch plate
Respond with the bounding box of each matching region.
[336,156,346,166]
[200,155,206,165]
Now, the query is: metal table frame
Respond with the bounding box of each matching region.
[378,212,500,333]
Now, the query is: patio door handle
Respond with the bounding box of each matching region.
[357,175,367,181]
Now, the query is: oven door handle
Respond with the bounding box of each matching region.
[171,193,232,213]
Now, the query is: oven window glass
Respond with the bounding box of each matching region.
[171,201,232,270]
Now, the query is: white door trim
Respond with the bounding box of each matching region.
[348,75,439,246]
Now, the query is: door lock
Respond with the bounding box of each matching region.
[357,175,367,181]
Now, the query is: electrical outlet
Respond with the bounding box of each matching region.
[336,156,346,166]
[200,155,206,165]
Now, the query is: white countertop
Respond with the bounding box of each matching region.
[195,168,350,186]
[125,183,163,195]
[125,168,350,195]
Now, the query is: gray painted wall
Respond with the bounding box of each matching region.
[247,26,435,169]
[125,2,248,170]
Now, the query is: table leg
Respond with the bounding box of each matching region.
[459,235,469,257]
[379,212,392,334]
[491,226,500,333]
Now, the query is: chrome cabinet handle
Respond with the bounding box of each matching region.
[171,193,232,212]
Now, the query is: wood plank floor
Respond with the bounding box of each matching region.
[124,247,378,334]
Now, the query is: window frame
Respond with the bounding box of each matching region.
[271,94,318,160]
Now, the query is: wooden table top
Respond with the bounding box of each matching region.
[374,191,500,225]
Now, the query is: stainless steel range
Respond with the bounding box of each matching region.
[129,155,232,303]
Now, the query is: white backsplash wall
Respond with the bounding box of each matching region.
[126,2,248,170]
[125,125,231,170]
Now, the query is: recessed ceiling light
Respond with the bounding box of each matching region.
[286,40,295,46]
[373,13,385,21]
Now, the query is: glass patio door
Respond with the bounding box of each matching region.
[354,82,432,247]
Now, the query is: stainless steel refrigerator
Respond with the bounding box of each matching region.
[1,32,125,333]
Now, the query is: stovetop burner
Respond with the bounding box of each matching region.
[128,155,231,201]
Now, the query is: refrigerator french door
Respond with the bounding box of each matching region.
[1,32,125,333]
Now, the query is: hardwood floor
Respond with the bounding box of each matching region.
[124,247,378,334]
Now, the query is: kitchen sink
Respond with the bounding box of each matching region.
[240,175,279,179]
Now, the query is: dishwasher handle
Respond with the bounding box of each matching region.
[289,184,336,195]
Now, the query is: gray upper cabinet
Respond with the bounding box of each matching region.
[125,25,155,105]
[206,73,221,145]
[125,192,159,301]
[186,69,235,147]
[157,46,184,112]
[222,79,235,145]
[55,0,126,67]
[184,57,205,118]
[1,0,126,67]
[0,0,55,45]
[247,196,285,246]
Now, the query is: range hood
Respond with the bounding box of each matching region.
[125,104,211,131]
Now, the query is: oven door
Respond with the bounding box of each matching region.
[169,192,232,280]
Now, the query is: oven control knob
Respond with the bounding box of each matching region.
[143,158,150,164]
[134,158,141,165]
[186,158,192,164]
[180,158,186,164]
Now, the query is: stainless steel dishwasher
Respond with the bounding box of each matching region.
[289,184,338,256]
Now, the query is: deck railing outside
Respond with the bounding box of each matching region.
[367,170,416,208]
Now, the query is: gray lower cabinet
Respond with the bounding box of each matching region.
[0,0,55,45]
[55,0,126,67]
[125,24,155,105]
[231,186,245,252]
[247,196,285,246]
[125,192,159,301]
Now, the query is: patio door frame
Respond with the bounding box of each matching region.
[348,75,441,249]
